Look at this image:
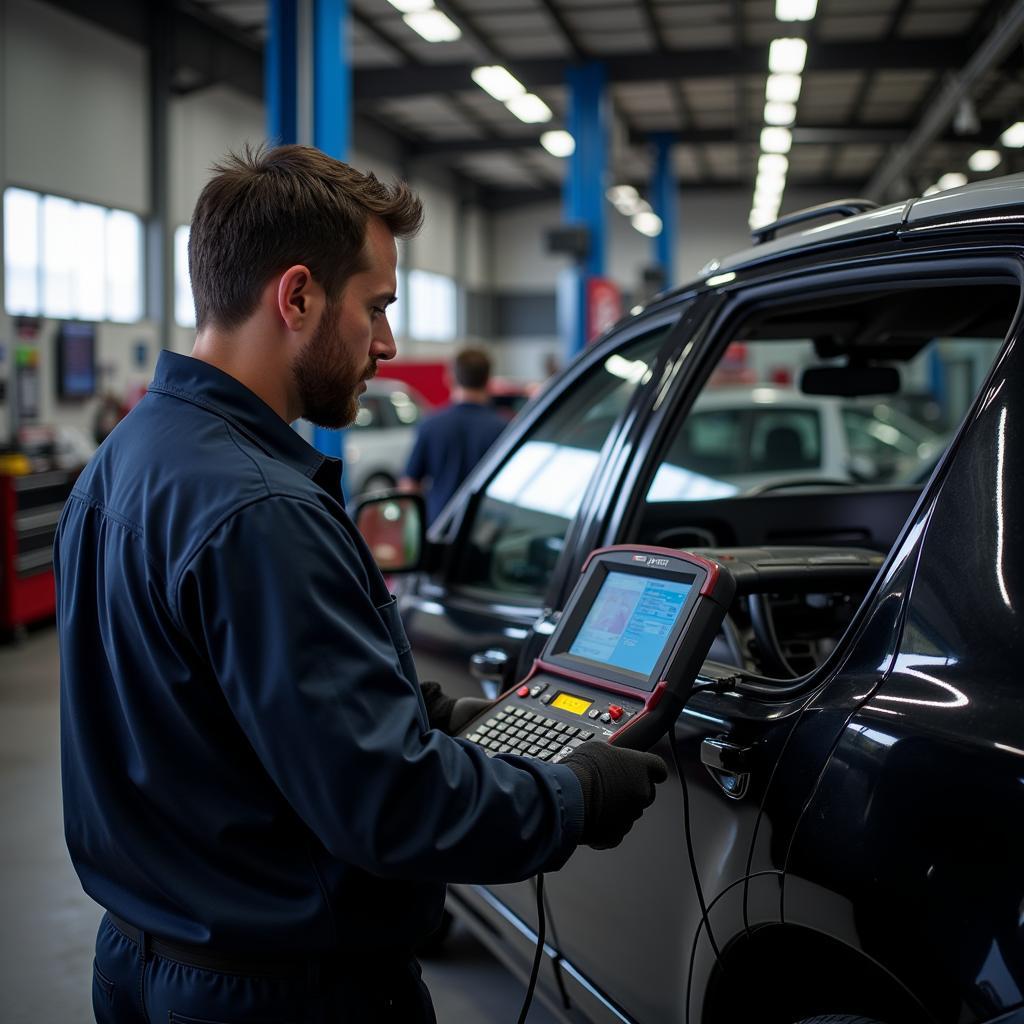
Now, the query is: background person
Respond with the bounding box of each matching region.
[55,143,667,1024]
[400,347,508,524]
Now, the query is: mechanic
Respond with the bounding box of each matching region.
[55,144,667,1024]
[400,346,508,524]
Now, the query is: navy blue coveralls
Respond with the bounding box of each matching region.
[55,352,584,1023]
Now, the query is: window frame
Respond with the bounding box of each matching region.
[3,185,145,324]
[434,305,692,608]
[611,253,1022,693]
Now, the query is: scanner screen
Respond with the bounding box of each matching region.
[568,571,692,678]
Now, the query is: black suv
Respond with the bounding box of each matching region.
[360,180,1024,1024]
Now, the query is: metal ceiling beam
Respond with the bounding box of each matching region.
[864,0,1024,201]
[41,0,263,98]
[353,39,969,101]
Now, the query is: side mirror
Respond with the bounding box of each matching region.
[351,491,425,573]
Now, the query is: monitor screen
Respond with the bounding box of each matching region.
[56,322,96,399]
[567,570,693,678]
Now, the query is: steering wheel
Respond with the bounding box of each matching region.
[745,477,857,495]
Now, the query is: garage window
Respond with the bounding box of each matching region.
[4,187,143,323]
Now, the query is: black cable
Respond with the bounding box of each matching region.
[669,736,724,969]
[516,872,546,1024]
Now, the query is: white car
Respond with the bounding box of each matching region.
[648,385,943,500]
[345,379,425,495]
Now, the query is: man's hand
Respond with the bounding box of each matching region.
[563,742,669,850]
[420,681,491,736]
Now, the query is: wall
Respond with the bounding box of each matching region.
[487,187,842,379]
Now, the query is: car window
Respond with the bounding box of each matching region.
[353,396,385,429]
[454,324,676,599]
[632,277,1015,682]
[388,388,421,426]
[748,408,821,472]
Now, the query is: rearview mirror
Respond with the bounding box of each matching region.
[801,365,900,397]
[351,492,425,573]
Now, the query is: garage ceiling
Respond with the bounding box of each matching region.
[46,0,1024,208]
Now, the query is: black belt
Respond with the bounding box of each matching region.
[106,912,353,981]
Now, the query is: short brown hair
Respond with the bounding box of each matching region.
[188,143,423,331]
[454,348,492,390]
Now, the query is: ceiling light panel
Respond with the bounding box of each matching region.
[471,65,525,102]
[505,93,553,124]
[540,130,575,158]
[968,149,1002,172]
[765,73,802,104]
[1000,122,1024,148]
[769,38,807,74]
[776,0,817,20]
[403,10,462,42]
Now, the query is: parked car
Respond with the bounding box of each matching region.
[658,386,945,496]
[344,378,424,495]
[358,180,1024,1024]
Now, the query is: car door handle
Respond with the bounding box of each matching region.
[700,737,754,799]
[470,648,509,682]
[700,736,753,773]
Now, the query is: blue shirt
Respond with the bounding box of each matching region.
[404,402,507,524]
[55,351,583,955]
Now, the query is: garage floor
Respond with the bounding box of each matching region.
[0,625,557,1024]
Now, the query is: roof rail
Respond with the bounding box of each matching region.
[751,198,880,245]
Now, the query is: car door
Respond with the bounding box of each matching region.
[399,310,691,942]
[535,257,1019,1024]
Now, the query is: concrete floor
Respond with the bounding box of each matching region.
[0,624,557,1024]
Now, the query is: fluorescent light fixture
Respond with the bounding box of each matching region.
[387,0,434,12]
[764,101,797,126]
[471,65,525,102]
[766,73,802,104]
[505,92,552,124]
[759,153,789,175]
[754,190,783,212]
[999,122,1024,148]
[749,208,777,229]
[922,184,941,197]
[968,149,1002,172]
[755,173,785,196]
[937,172,968,191]
[776,0,817,20]
[403,9,461,42]
[769,38,807,74]
[761,126,792,154]
[606,184,638,206]
[540,130,575,157]
[632,211,663,236]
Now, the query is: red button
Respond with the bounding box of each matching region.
[517,686,530,697]
[608,705,623,721]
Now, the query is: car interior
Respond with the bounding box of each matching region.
[629,279,1017,682]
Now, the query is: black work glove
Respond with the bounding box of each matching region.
[420,681,492,736]
[564,742,669,850]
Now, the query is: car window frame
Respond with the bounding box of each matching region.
[430,302,698,610]
[608,253,1024,696]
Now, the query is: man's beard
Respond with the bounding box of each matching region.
[292,305,375,429]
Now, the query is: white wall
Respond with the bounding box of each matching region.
[0,0,158,445]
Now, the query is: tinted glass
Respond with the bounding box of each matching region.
[456,323,676,598]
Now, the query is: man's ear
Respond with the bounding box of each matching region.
[275,265,321,331]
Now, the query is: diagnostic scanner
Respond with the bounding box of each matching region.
[456,546,736,757]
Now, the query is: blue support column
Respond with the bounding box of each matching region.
[265,0,298,144]
[651,133,677,289]
[311,0,350,465]
[562,63,608,359]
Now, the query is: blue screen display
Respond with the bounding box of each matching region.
[568,571,692,678]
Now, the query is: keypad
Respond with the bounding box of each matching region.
[464,705,595,763]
